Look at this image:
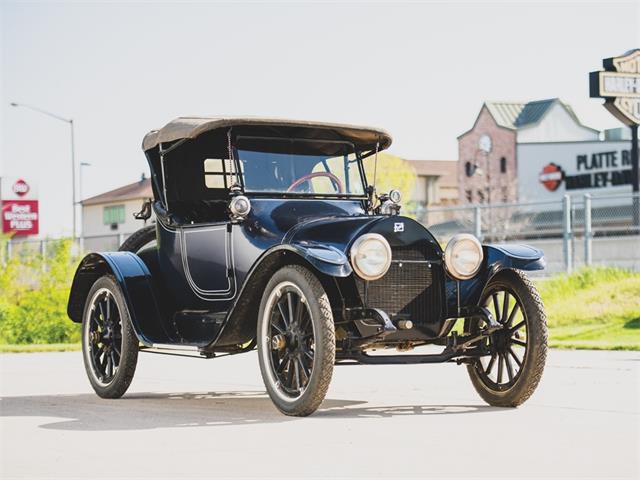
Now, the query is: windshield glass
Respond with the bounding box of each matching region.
[237,138,366,196]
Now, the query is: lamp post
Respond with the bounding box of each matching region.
[79,162,91,239]
[10,102,77,239]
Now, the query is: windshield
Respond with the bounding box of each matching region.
[237,138,366,196]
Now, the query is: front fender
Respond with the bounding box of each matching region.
[452,243,545,310]
[485,244,546,272]
[286,242,352,277]
[67,252,163,345]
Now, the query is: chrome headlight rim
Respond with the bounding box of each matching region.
[229,195,251,218]
[388,189,401,204]
[444,233,484,280]
[350,233,392,281]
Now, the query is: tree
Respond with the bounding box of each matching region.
[362,152,417,203]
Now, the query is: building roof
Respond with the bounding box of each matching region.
[407,160,458,188]
[458,98,600,139]
[484,98,583,130]
[82,178,152,206]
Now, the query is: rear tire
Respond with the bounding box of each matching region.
[82,275,139,399]
[466,269,547,407]
[119,225,156,253]
[257,265,335,416]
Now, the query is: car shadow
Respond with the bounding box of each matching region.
[0,391,501,431]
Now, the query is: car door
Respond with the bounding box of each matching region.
[179,221,236,301]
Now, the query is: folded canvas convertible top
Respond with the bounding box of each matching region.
[142,116,393,153]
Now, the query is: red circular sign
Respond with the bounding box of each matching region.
[12,179,30,197]
[538,163,564,192]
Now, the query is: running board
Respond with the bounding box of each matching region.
[139,343,215,359]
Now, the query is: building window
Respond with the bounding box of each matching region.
[477,190,485,203]
[465,161,473,177]
[425,176,438,205]
[465,190,473,203]
[103,205,125,226]
[500,157,507,174]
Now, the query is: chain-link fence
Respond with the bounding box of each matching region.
[0,232,134,268]
[2,192,639,275]
[412,192,640,274]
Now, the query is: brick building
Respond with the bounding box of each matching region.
[408,160,458,206]
[457,98,600,204]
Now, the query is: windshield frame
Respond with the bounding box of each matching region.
[233,136,369,199]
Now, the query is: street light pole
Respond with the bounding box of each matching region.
[70,119,77,240]
[79,162,91,238]
[10,102,77,239]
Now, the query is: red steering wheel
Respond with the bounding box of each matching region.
[286,172,344,193]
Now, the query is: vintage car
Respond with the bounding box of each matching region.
[67,117,547,416]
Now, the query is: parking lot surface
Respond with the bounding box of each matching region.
[1,349,638,479]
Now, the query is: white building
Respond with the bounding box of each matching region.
[458,98,635,204]
[81,176,153,248]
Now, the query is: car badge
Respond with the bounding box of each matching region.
[394,222,404,233]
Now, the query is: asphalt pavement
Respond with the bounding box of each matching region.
[1,348,638,479]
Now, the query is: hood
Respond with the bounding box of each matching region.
[285,215,442,257]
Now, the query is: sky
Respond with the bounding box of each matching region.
[1,0,639,237]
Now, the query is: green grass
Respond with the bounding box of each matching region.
[538,267,640,351]
[0,263,638,353]
[0,343,80,353]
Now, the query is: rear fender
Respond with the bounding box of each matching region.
[67,252,163,345]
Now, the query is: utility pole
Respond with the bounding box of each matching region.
[10,102,78,239]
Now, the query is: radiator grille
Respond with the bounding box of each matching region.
[357,246,442,323]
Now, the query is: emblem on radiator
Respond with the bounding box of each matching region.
[394,222,404,233]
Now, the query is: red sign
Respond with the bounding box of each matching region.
[12,179,30,197]
[2,200,39,236]
[539,163,564,192]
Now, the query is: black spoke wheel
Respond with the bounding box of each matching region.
[82,275,139,398]
[119,225,157,254]
[268,286,315,396]
[258,265,335,416]
[465,269,547,407]
[87,289,122,383]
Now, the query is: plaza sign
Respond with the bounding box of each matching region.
[1,178,39,236]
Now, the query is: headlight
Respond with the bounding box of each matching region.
[444,234,483,280]
[350,233,392,281]
[389,190,401,204]
[229,195,251,218]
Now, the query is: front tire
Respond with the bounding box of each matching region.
[82,275,139,399]
[257,265,335,416]
[466,269,547,407]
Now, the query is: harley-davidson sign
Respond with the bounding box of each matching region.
[538,163,564,191]
[590,49,640,126]
[538,148,633,192]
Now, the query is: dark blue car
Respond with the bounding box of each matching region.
[67,117,548,416]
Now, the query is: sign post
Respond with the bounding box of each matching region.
[590,49,640,226]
